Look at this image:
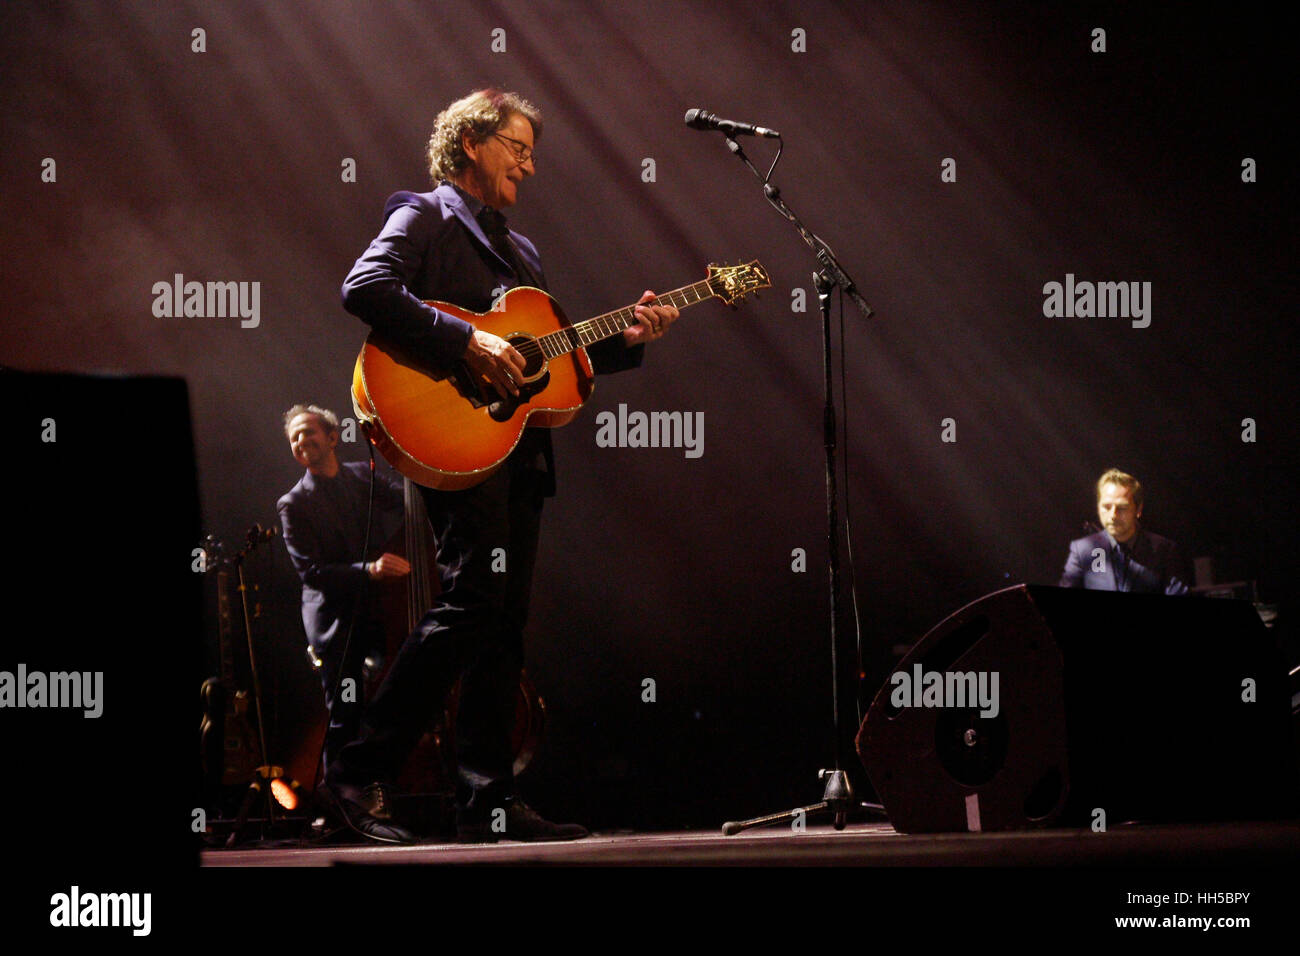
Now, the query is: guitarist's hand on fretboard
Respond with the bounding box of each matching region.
[622,290,680,346]
[466,329,525,396]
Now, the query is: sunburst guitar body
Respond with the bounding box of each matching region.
[352,261,769,490]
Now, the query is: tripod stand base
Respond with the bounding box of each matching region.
[722,769,854,835]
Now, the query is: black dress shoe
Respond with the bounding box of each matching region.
[322,781,418,845]
[457,798,590,843]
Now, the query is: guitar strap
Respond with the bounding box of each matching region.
[473,205,552,474]
[504,234,546,291]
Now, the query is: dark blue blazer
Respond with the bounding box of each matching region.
[1059,529,1190,595]
[276,461,404,650]
[340,183,641,372]
[340,183,642,494]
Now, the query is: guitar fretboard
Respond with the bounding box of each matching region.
[217,570,235,684]
[535,279,717,360]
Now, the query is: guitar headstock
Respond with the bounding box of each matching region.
[706,260,771,306]
[197,534,226,573]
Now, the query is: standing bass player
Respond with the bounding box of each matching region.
[324,88,679,843]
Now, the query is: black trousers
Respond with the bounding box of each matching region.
[311,594,387,774]
[314,626,365,775]
[328,448,544,813]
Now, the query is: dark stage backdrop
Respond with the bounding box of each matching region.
[2,0,1293,844]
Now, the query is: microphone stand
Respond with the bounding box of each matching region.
[715,134,875,836]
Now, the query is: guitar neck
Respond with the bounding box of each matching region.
[217,569,236,685]
[534,279,716,360]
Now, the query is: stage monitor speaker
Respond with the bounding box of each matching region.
[2,368,202,870]
[855,584,1296,832]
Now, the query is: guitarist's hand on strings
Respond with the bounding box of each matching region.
[623,291,679,346]
[466,329,526,397]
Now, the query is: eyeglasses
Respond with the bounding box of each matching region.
[493,132,536,166]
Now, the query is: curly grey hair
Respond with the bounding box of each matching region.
[426,88,542,184]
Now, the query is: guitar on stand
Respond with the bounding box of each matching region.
[199,525,302,846]
[199,535,260,799]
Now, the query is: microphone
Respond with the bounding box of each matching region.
[684,108,780,139]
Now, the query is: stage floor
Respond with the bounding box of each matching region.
[202,818,1300,867]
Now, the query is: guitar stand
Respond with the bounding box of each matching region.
[225,527,306,848]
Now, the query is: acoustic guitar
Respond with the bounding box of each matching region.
[199,549,261,792]
[351,260,770,489]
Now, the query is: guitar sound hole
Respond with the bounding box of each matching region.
[449,332,544,409]
[508,334,546,379]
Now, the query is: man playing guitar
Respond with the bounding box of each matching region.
[323,88,679,844]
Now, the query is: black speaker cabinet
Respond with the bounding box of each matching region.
[855,585,1296,832]
[2,368,202,868]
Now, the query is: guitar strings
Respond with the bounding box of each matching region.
[462,268,762,400]
[494,279,723,364]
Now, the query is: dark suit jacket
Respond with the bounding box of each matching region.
[340,183,642,495]
[277,461,405,650]
[1059,529,1190,595]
